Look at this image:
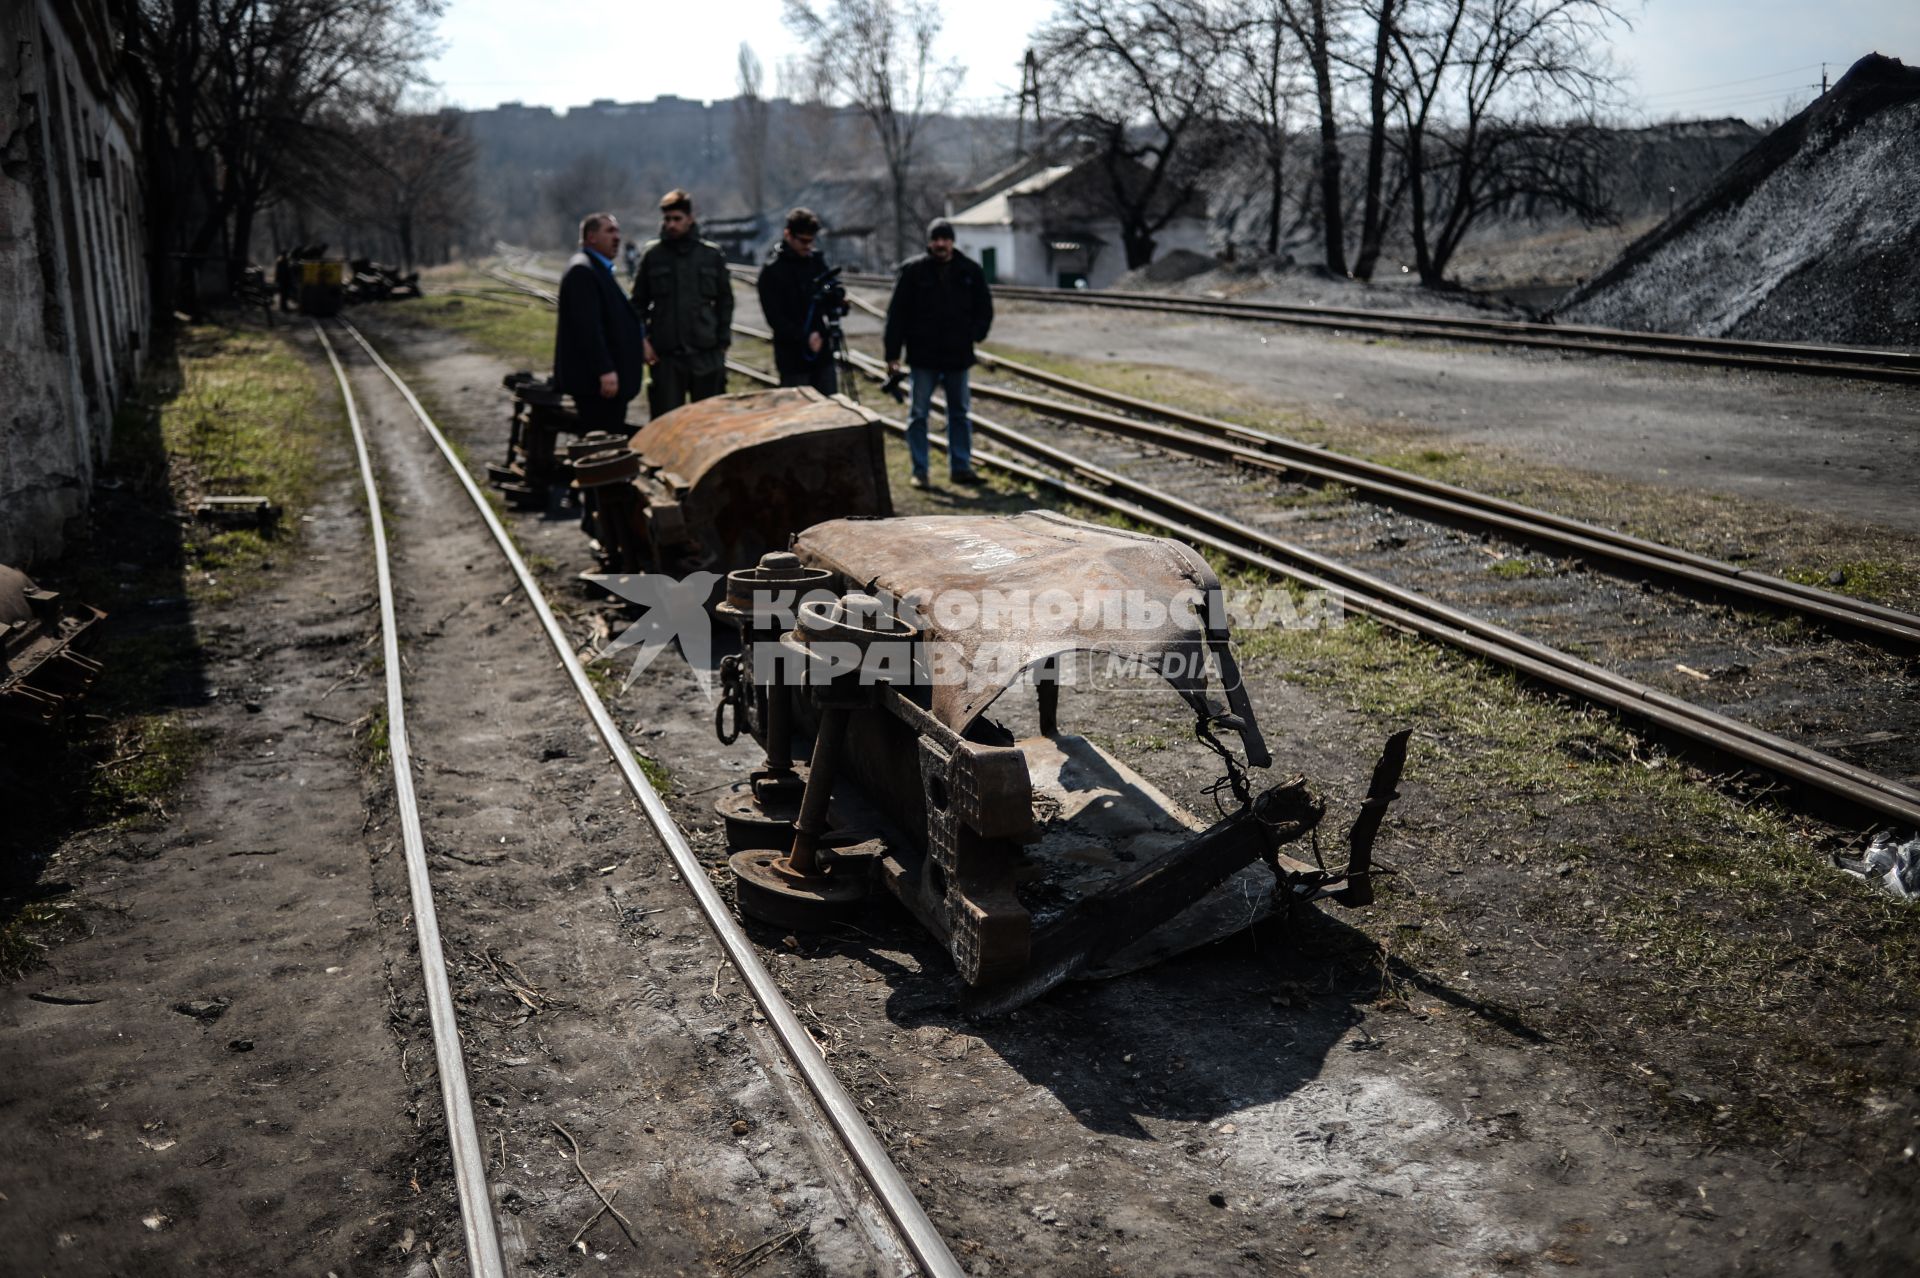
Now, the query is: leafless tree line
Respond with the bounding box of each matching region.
[124,0,471,307]
[1033,0,1628,283]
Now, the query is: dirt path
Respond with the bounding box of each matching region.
[945,302,1920,535]
[323,328,908,1276]
[378,310,1919,1277]
[0,392,422,1273]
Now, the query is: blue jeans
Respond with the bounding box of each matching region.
[907,366,973,477]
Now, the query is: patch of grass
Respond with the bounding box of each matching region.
[360,709,391,770]
[156,320,330,603]
[1783,558,1919,608]
[634,751,674,795]
[1486,556,1542,579]
[86,715,207,825]
[0,899,79,979]
[1233,609,1920,1143]
[400,291,554,371]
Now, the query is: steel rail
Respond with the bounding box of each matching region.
[550,266,1919,818]
[313,324,510,1278]
[722,267,1920,647]
[337,320,964,1278]
[725,328,1920,827]
[964,347,1920,635]
[824,271,1920,384]
[955,362,1920,649]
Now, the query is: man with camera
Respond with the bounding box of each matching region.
[884,217,993,488]
[554,211,646,430]
[756,208,844,395]
[630,189,733,420]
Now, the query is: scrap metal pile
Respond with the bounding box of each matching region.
[493,379,1407,1007]
[1,565,104,726]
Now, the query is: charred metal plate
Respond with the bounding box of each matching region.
[1017,733,1277,977]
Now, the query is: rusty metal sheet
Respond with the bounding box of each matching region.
[631,388,876,494]
[631,388,892,573]
[789,511,1237,737]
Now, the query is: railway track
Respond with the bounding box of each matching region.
[485,258,1920,828]
[828,270,1920,386]
[314,312,965,1277]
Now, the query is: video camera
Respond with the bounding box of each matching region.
[809,265,850,321]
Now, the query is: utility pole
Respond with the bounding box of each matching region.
[1014,48,1042,157]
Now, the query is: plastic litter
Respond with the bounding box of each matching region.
[1832,831,1920,901]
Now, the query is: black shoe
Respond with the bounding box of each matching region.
[950,469,984,486]
[908,471,930,490]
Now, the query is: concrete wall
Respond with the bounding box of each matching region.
[0,0,148,566]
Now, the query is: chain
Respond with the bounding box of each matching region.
[714,653,745,745]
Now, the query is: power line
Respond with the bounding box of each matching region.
[1640,62,1824,100]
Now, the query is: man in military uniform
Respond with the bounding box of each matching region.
[631,189,733,420]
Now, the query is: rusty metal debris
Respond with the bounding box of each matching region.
[490,372,585,508]
[1,564,106,725]
[711,512,1409,1011]
[492,385,893,576]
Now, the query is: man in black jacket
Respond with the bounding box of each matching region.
[756,207,838,395]
[884,217,993,487]
[553,211,646,429]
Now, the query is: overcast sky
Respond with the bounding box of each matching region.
[423,0,1919,123]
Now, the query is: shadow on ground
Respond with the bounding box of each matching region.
[1,330,215,939]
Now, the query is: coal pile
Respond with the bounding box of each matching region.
[1557,54,1920,349]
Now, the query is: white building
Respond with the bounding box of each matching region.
[947,157,1212,290]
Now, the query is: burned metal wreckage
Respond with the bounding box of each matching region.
[710,513,1410,1013]
[1,564,105,726]
[491,379,890,574]
[490,383,1407,1009]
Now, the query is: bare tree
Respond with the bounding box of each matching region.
[351,108,476,270]
[1271,0,1350,274]
[784,0,963,264]
[1347,0,1402,278]
[1214,3,1305,257]
[1037,0,1224,270]
[126,0,443,302]
[732,43,771,218]
[1392,0,1625,284]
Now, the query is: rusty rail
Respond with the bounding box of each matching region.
[723,340,1920,830]
[957,354,1920,650]
[494,259,1920,830]
[820,271,1920,385]
[337,318,964,1278]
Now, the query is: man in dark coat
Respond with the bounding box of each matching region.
[756,207,838,395]
[631,188,733,420]
[553,211,646,430]
[883,217,994,487]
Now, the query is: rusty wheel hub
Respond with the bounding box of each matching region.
[729,848,870,929]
